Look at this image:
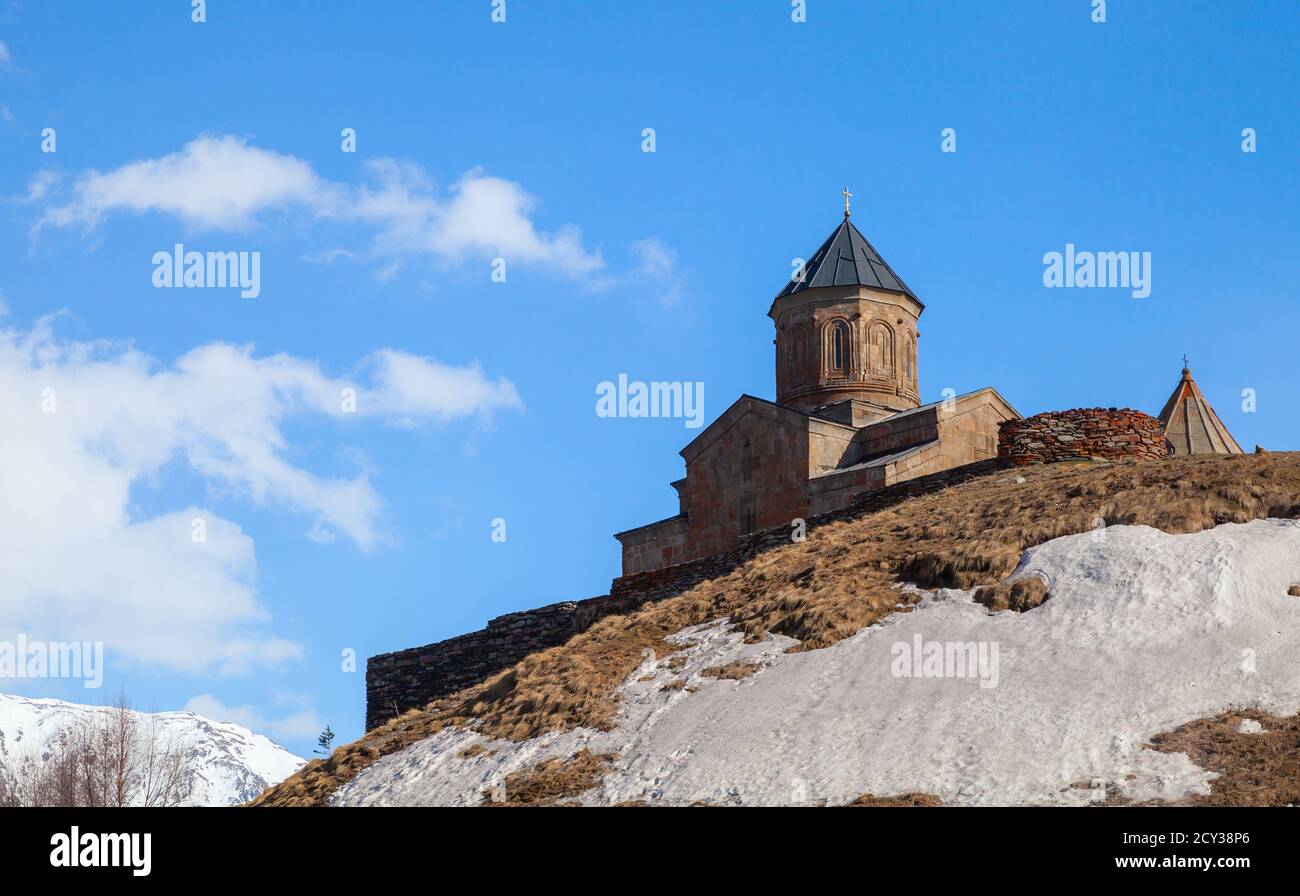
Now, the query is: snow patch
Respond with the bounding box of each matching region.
[336,519,1300,807]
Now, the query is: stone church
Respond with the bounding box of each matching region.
[615,201,1020,576]
[365,199,1253,731]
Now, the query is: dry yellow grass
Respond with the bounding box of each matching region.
[846,792,943,807]
[1144,711,1300,806]
[973,576,1050,612]
[482,749,615,807]
[699,661,763,680]
[251,452,1300,807]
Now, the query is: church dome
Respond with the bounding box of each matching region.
[770,201,924,417]
[772,215,922,307]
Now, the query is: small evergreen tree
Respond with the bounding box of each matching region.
[315,724,335,756]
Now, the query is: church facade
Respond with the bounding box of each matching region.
[615,205,1020,576]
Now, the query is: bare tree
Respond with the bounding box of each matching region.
[0,693,195,807]
[0,725,83,808]
[136,706,193,807]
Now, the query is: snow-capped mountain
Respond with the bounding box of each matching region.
[0,694,304,806]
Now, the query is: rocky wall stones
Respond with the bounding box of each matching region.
[998,408,1168,466]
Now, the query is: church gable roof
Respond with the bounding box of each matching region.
[775,217,922,306]
[678,394,852,464]
[1157,367,1244,456]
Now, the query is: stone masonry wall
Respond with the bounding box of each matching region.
[366,456,1011,730]
[365,598,598,730]
[998,409,1169,466]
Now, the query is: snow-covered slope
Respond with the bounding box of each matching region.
[334,519,1300,806]
[0,695,304,806]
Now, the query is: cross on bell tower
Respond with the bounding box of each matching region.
[842,186,852,218]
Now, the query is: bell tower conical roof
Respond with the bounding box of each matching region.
[1157,366,1244,456]
[773,215,922,307]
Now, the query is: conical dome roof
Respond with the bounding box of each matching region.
[774,216,921,306]
[1157,367,1243,456]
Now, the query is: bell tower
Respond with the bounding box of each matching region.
[769,192,924,419]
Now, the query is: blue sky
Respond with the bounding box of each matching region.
[1,0,1297,756]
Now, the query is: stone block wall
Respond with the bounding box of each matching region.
[616,514,692,578]
[365,598,601,730]
[850,456,1007,513]
[366,455,1010,730]
[850,405,940,460]
[805,456,892,516]
[616,398,814,577]
[679,400,810,559]
[998,408,1169,466]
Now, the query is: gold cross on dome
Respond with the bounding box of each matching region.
[842,186,853,218]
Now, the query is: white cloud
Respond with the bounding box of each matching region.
[354,161,604,275]
[373,259,401,283]
[0,39,11,68]
[35,135,605,276]
[302,247,357,264]
[630,237,676,278]
[629,237,686,307]
[0,318,522,673]
[360,348,522,424]
[13,169,60,204]
[183,693,322,743]
[38,135,338,231]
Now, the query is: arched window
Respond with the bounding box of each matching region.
[868,321,895,377]
[826,319,851,375]
[903,333,915,385]
[783,323,809,389]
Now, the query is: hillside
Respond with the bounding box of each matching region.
[0,695,304,806]
[253,452,1300,807]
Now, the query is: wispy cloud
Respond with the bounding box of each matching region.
[12,168,60,203]
[35,135,606,277]
[629,237,687,307]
